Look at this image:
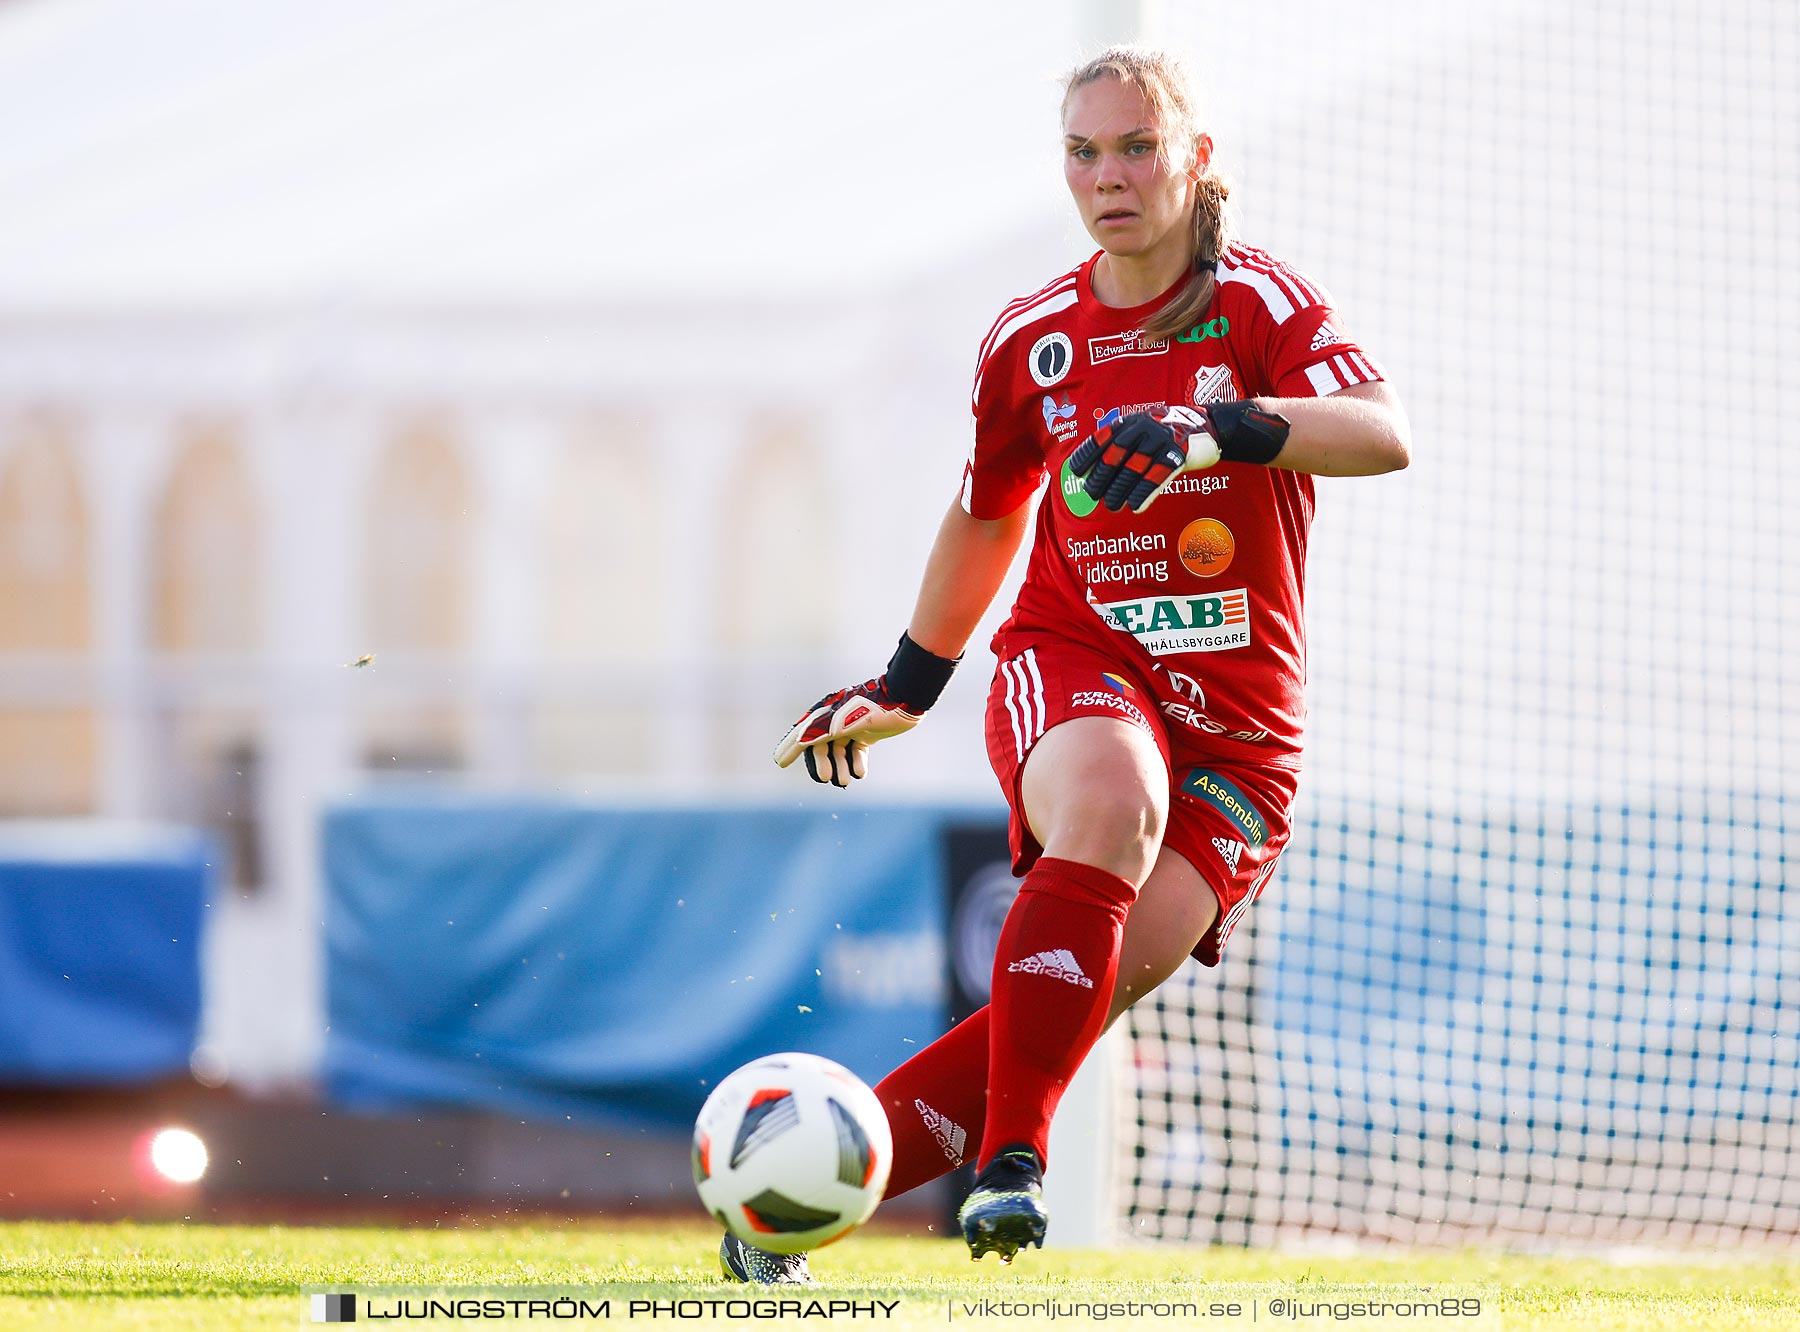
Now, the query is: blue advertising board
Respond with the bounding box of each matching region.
[0,821,210,1083]
[323,796,1006,1135]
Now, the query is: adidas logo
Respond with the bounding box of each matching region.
[1007,948,1094,989]
[1212,836,1244,872]
[914,1099,967,1164]
[1309,321,1344,352]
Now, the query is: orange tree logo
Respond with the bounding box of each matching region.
[1179,518,1235,577]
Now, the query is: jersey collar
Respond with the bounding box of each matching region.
[1076,250,1193,327]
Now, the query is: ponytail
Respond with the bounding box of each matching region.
[1141,172,1232,343]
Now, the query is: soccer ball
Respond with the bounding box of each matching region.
[692,1052,892,1254]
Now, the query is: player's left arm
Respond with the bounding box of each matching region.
[1253,380,1410,478]
[1067,381,1410,512]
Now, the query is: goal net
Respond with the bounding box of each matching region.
[1117,0,1799,1247]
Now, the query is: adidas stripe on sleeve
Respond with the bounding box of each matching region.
[960,272,1080,519]
[1219,246,1385,400]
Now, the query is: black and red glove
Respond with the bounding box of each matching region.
[1068,401,1291,513]
[773,633,960,787]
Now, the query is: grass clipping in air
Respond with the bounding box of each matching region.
[1,1219,1796,1330]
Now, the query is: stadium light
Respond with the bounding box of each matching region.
[147,1128,208,1185]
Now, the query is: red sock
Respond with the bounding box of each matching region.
[979,856,1135,1170]
[874,1008,990,1199]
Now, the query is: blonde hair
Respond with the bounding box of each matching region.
[1061,46,1233,341]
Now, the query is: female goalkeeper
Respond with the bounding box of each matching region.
[745,45,1409,1283]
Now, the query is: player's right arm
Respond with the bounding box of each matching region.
[906,497,1034,660]
[773,283,1054,786]
[771,495,1031,788]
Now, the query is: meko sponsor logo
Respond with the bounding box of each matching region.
[1160,698,1269,744]
[1155,665,1267,742]
[1094,589,1250,655]
[1179,767,1270,846]
[1087,328,1168,365]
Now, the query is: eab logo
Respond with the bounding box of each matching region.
[1096,589,1250,655]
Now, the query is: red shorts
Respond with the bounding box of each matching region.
[982,636,1300,966]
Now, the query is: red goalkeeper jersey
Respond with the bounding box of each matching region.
[961,242,1385,761]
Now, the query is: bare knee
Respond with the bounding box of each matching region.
[1020,718,1168,885]
[1039,784,1165,882]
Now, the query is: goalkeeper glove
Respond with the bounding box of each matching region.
[1067,401,1291,513]
[773,633,960,787]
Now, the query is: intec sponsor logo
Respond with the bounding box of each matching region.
[1093,400,1165,423]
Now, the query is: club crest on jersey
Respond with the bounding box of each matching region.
[1191,363,1238,407]
[1087,328,1168,366]
[1041,394,1081,443]
[1029,332,1073,387]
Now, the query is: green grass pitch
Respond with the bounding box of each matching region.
[1,1219,1795,1330]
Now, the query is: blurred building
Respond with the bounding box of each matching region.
[0,0,1096,1086]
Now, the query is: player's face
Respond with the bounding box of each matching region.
[1062,77,1208,266]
